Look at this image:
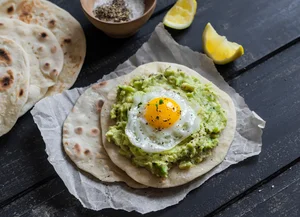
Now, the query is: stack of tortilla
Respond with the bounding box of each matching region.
[62,62,236,188]
[0,0,86,137]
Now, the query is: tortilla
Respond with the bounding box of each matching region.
[63,80,145,189]
[0,36,30,137]
[0,0,86,96]
[100,62,237,188]
[0,18,64,115]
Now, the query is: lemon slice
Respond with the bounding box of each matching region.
[203,23,244,65]
[163,0,197,30]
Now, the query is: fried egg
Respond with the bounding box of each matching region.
[125,88,201,153]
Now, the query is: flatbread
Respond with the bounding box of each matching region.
[0,18,64,115]
[100,62,237,188]
[0,0,86,96]
[63,80,145,189]
[0,36,30,137]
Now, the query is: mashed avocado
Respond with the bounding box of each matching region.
[106,69,227,178]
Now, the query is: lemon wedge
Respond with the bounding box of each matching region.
[163,0,197,30]
[202,23,244,65]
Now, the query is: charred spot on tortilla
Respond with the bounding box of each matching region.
[92,81,107,90]
[0,23,3,26]
[6,70,14,78]
[39,32,47,40]
[100,81,107,86]
[51,46,57,53]
[0,49,12,65]
[48,19,56,28]
[91,128,99,136]
[18,1,33,23]
[96,100,104,112]
[63,129,69,134]
[84,149,91,155]
[19,89,24,97]
[0,70,14,91]
[20,12,32,23]
[43,63,50,70]
[74,63,80,70]
[50,69,58,77]
[0,76,13,91]
[74,127,83,135]
[21,11,29,16]
[64,38,72,44]
[74,143,80,153]
[92,84,100,90]
[7,6,14,14]
[37,46,43,52]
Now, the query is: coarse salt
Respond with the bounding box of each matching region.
[94,0,145,21]
[126,0,145,20]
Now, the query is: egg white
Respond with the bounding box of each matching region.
[125,87,201,153]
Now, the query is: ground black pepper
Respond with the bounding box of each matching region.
[93,0,131,23]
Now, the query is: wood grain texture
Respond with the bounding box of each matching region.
[0,115,55,204]
[2,162,299,217]
[2,34,300,217]
[216,162,300,217]
[169,0,300,79]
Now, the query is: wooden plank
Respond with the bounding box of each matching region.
[0,0,176,204]
[0,178,100,217]
[2,32,300,217]
[2,162,299,217]
[0,116,55,204]
[169,0,300,79]
[216,162,300,217]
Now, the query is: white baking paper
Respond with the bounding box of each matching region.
[31,23,266,214]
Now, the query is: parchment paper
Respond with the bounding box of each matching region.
[31,23,266,214]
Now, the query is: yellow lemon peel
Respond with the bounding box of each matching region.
[163,0,197,30]
[203,23,244,65]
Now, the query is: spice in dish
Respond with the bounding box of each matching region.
[93,0,145,23]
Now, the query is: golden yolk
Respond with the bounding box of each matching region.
[144,97,181,129]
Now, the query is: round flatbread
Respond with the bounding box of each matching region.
[0,36,30,137]
[0,0,86,96]
[63,81,145,189]
[0,18,64,115]
[100,62,237,188]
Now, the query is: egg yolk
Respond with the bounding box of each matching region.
[144,97,181,130]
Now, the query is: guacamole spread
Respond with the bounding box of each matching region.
[106,69,227,178]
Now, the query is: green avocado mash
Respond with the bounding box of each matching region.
[106,69,227,178]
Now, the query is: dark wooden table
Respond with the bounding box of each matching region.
[1,0,300,216]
